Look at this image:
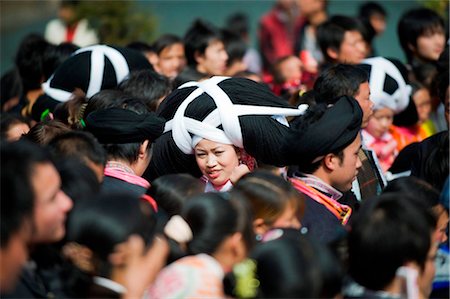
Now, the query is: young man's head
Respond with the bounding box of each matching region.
[1,140,73,290]
[314,64,373,127]
[183,19,228,76]
[152,34,186,79]
[317,15,367,64]
[349,193,435,295]
[284,95,363,192]
[398,8,446,64]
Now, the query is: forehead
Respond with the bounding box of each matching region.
[195,139,234,150]
[31,163,60,199]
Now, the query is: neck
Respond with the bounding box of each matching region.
[309,11,327,26]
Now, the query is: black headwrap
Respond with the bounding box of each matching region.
[145,77,308,180]
[85,108,165,144]
[282,95,363,165]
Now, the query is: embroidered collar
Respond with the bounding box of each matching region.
[104,161,150,189]
[290,176,351,225]
[293,173,342,200]
[93,276,126,294]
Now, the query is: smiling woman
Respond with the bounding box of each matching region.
[145,76,309,187]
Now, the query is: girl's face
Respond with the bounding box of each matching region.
[194,139,240,186]
[413,88,432,124]
[279,56,303,83]
[272,201,301,230]
[413,29,446,61]
[365,107,394,139]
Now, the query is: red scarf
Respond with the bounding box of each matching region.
[290,177,352,225]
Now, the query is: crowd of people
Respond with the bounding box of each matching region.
[1,0,449,298]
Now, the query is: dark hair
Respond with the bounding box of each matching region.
[102,99,152,164]
[412,63,438,89]
[147,173,204,217]
[55,158,100,205]
[252,232,342,298]
[0,113,30,140]
[358,2,387,19]
[171,67,209,89]
[0,68,22,111]
[348,193,434,291]
[153,34,183,55]
[48,130,107,167]
[314,63,368,105]
[126,41,154,54]
[317,15,366,62]
[225,12,249,38]
[118,69,172,112]
[422,132,449,191]
[398,8,445,63]
[182,192,254,255]
[383,176,440,209]
[14,33,51,92]
[1,140,52,246]
[233,170,305,225]
[23,120,71,146]
[66,193,157,277]
[83,89,134,121]
[183,19,223,67]
[222,29,247,67]
[42,42,79,81]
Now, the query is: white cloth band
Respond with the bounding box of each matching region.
[168,76,308,154]
[42,45,130,101]
[363,57,412,113]
[164,215,193,244]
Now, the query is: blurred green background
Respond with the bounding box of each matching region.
[0,0,445,76]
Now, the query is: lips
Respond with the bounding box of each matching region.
[207,170,221,180]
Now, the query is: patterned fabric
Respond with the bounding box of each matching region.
[147,254,225,299]
[356,148,385,201]
[362,130,398,173]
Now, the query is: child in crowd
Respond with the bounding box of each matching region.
[271,55,305,99]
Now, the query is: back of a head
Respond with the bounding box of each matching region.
[67,193,157,273]
[14,33,52,92]
[148,173,204,217]
[358,2,387,19]
[23,120,71,146]
[348,193,434,291]
[383,176,440,209]
[313,63,368,105]
[118,69,171,112]
[83,89,134,121]
[233,170,305,224]
[183,19,223,67]
[49,130,107,167]
[225,12,249,38]
[252,233,342,298]
[182,192,254,255]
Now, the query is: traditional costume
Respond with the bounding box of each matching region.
[282,96,363,243]
[145,76,308,189]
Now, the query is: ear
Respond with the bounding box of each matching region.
[407,43,417,54]
[235,147,242,161]
[194,50,204,65]
[138,140,150,160]
[323,153,338,171]
[327,47,339,60]
[253,218,268,236]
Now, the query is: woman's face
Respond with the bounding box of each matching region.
[413,88,432,124]
[414,29,445,62]
[194,139,240,187]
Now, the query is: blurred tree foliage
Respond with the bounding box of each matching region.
[418,0,449,20]
[76,0,156,46]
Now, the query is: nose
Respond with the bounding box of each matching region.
[57,190,73,213]
[206,154,217,167]
[356,155,362,170]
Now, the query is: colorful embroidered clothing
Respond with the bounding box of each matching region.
[362,130,398,173]
[147,254,225,299]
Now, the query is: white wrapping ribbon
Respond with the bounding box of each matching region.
[168,76,309,154]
